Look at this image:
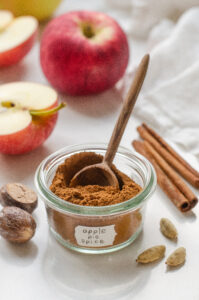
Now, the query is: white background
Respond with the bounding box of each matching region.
[0,0,199,299]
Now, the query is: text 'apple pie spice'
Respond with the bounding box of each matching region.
[49,152,142,248]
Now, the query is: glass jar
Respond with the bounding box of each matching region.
[35,144,156,254]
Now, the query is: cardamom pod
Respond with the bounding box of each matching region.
[166,247,186,267]
[160,218,178,240]
[136,245,166,264]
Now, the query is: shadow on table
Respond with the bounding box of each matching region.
[0,145,51,184]
[157,188,197,224]
[60,86,123,118]
[0,240,38,266]
[42,231,155,300]
[0,61,28,84]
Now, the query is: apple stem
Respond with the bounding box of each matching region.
[82,24,95,38]
[30,102,66,117]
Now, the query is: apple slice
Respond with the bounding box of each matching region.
[0,15,38,67]
[0,82,63,155]
[0,10,14,31]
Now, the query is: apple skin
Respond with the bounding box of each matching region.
[40,11,129,96]
[0,30,37,67]
[0,0,62,21]
[0,101,58,155]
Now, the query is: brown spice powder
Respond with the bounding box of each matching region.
[50,152,142,206]
[48,152,143,249]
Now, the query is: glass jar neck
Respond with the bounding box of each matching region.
[35,144,157,216]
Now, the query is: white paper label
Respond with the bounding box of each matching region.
[75,225,117,247]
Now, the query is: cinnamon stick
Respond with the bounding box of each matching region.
[143,140,198,208]
[132,140,191,212]
[142,123,199,178]
[137,124,199,188]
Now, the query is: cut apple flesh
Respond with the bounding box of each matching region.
[0,82,57,110]
[0,82,58,135]
[0,109,31,135]
[0,16,38,53]
[0,10,13,31]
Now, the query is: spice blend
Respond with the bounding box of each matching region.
[50,152,142,206]
[48,152,143,249]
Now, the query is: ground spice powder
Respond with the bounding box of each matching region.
[50,152,142,206]
[48,152,143,249]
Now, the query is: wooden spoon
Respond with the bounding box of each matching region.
[70,54,150,188]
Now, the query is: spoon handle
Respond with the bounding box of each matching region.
[104,54,150,165]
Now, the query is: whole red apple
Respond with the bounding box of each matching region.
[0,82,65,155]
[40,11,129,96]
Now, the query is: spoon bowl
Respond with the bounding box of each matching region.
[70,162,119,187]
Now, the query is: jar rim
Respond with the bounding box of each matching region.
[35,143,157,216]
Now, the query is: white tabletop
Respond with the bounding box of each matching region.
[0,1,199,299]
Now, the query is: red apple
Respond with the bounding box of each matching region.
[0,12,38,67]
[0,82,65,155]
[40,11,129,96]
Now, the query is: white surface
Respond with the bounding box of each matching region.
[0,1,199,300]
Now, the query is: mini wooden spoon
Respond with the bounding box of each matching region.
[70,54,150,188]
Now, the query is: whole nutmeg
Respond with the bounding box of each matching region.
[0,207,36,243]
[0,183,38,213]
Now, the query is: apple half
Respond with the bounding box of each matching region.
[0,82,64,155]
[0,12,38,67]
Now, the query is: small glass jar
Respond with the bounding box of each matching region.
[35,144,156,254]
